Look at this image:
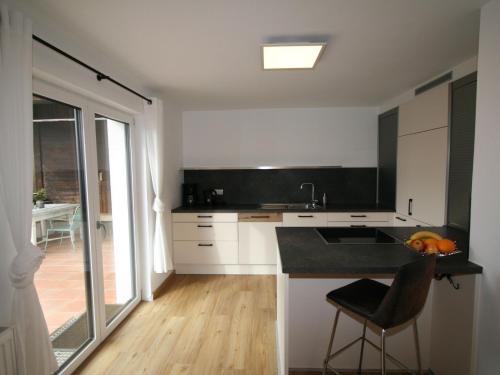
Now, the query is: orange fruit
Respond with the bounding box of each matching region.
[425,243,439,254]
[437,239,456,254]
[423,238,439,248]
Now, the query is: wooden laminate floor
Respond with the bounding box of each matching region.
[75,274,277,375]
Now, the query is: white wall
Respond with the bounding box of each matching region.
[182,107,378,168]
[378,56,478,114]
[469,1,500,373]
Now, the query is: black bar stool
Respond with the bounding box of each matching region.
[322,255,436,375]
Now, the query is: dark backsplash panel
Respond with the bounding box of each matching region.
[183,168,377,206]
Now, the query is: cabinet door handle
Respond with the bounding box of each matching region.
[197,224,213,228]
[350,224,367,228]
[298,215,314,218]
[350,214,367,218]
[408,199,413,216]
[395,216,407,222]
[197,215,213,218]
[198,243,213,247]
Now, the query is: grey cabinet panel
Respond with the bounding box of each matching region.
[378,108,398,210]
[447,72,477,231]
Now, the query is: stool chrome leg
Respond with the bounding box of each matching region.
[413,319,423,375]
[358,320,367,374]
[381,329,387,375]
[322,308,341,375]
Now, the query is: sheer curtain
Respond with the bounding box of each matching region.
[142,98,173,273]
[0,5,58,374]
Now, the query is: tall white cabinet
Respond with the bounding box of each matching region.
[396,83,449,226]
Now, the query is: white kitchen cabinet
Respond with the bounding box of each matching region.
[327,212,391,222]
[172,212,237,223]
[238,222,281,265]
[173,222,238,241]
[173,241,238,264]
[392,213,431,227]
[327,221,390,228]
[399,83,449,136]
[396,127,448,226]
[283,213,327,227]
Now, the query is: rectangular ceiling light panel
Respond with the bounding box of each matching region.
[262,43,325,70]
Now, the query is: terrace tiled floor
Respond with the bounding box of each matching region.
[35,238,117,334]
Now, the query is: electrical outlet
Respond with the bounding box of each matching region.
[215,189,224,196]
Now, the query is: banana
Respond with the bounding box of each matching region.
[409,231,443,241]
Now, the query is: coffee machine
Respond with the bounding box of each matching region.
[182,183,198,207]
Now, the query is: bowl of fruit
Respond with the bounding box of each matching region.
[405,231,460,256]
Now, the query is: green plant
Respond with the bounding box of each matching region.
[33,188,48,203]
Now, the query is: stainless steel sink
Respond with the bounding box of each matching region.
[259,203,319,210]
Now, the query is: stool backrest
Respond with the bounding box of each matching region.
[372,255,436,329]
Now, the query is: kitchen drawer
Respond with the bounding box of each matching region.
[238,212,282,222]
[172,213,237,223]
[173,222,238,241]
[327,212,391,222]
[173,241,238,264]
[327,221,390,228]
[282,213,327,227]
[392,213,431,227]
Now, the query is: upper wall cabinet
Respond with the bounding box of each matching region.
[398,83,449,136]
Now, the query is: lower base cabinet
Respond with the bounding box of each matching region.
[173,241,238,265]
[238,222,281,265]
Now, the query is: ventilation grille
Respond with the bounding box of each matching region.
[415,72,453,95]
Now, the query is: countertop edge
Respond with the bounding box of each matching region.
[172,205,395,213]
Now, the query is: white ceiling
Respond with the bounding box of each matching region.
[29,0,481,110]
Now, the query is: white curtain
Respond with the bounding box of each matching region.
[142,98,173,273]
[0,5,58,375]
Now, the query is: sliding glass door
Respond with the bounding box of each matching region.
[33,95,95,368]
[93,111,137,328]
[32,81,140,374]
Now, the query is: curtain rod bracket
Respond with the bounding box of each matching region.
[96,73,110,81]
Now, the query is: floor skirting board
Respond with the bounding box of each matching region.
[175,264,276,274]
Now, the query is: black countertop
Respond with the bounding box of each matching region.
[276,226,482,276]
[172,204,395,213]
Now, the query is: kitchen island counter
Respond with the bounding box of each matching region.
[276,226,482,276]
[275,226,482,375]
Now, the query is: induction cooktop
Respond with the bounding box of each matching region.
[316,227,399,244]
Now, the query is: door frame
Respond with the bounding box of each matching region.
[33,79,142,375]
[85,99,141,340]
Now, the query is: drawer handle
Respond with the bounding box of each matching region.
[395,216,407,222]
[408,198,413,216]
[298,215,314,218]
[197,224,213,228]
[250,215,270,219]
[350,224,367,228]
[350,214,367,218]
[198,243,213,247]
[197,215,213,218]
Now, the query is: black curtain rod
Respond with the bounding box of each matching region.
[32,35,153,105]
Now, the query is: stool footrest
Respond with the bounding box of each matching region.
[324,336,418,375]
[325,336,363,362]
[364,338,417,375]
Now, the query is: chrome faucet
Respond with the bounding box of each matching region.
[300,182,319,209]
